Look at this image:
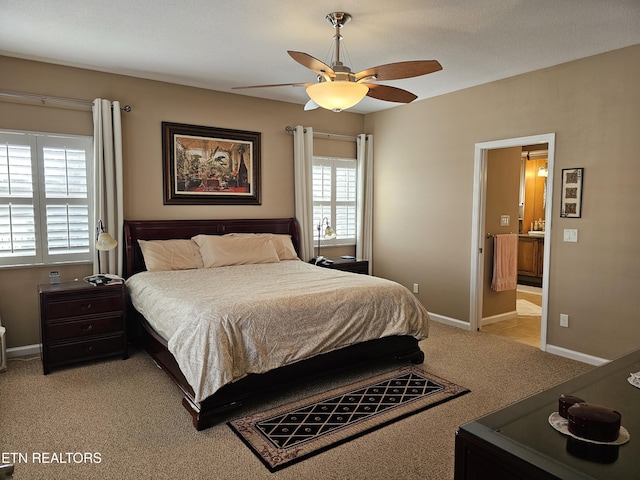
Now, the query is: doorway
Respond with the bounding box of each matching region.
[469,134,556,351]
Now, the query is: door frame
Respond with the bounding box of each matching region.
[469,133,555,350]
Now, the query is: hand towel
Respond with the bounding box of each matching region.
[491,233,518,292]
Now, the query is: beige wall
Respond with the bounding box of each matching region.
[482,147,521,319]
[365,45,640,360]
[0,56,363,348]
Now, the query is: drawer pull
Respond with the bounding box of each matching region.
[81,303,92,311]
[81,324,93,332]
[84,345,94,353]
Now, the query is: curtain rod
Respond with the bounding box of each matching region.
[284,125,362,141]
[0,90,131,112]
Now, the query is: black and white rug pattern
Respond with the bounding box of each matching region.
[228,366,469,471]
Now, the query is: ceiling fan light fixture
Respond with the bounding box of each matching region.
[306,81,369,112]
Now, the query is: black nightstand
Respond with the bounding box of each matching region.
[39,281,127,374]
[319,257,369,275]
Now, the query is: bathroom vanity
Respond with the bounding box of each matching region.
[518,235,544,287]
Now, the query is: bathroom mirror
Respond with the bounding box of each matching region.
[519,144,548,234]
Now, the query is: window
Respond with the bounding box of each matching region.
[312,156,357,246]
[0,130,93,267]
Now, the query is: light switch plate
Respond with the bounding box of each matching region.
[500,215,510,226]
[563,229,578,242]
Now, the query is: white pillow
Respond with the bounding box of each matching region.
[224,233,299,261]
[138,239,204,271]
[192,234,281,268]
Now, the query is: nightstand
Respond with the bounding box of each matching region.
[39,281,127,374]
[322,258,369,275]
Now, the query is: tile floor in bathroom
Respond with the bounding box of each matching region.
[482,285,542,348]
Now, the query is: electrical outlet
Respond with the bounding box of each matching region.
[413,283,419,294]
[560,314,569,327]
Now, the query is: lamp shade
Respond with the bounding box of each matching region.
[324,225,337,239]
[96,232,118,251]
[306,81,369,112]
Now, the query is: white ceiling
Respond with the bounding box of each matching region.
[1,0,639,114]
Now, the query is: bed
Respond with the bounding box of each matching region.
[123,217,429,430]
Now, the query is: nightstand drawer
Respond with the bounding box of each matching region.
[45,315,123,341]
[328,261,369,275]
[39,282,127,374]
[319,258,370,275]
[46,334,125,365]
[44,294,122,321]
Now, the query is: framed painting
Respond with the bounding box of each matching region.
[560,167,583,218]
[162,122,261,205]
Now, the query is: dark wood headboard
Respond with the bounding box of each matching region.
[123,218,301,278]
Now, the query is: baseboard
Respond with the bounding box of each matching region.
[481,310,518,327]
[429,312,471,330]
[545,344,609,366]
[428,313,611,366]
[7,343,41,358]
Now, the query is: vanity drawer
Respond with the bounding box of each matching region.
[46,334,125,365]
[44,293,123,321]
[45,315,123,341]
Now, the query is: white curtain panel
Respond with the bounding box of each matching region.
[356,134,374,273]
[92,99,124,276]
[293,126,314,261]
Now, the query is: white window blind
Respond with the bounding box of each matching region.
[0,130,93,267]
[312,156,357,246]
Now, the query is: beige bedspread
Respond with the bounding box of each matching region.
[126,260,429,403]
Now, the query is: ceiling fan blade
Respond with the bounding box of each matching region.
[288,51,335,76]
[365,84,418,103]
[304,99,319,111]
[356,60,442,82]
[232,82,311,90]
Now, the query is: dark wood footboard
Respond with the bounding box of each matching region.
[130,304,424,430]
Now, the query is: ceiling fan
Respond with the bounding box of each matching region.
[233,12,442,112]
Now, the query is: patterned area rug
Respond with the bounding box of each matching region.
[228,366,469,471]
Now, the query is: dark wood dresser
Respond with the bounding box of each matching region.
[455,348,640,479]
[39,281,127,374]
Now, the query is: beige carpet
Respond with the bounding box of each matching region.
[0,321,592,480]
